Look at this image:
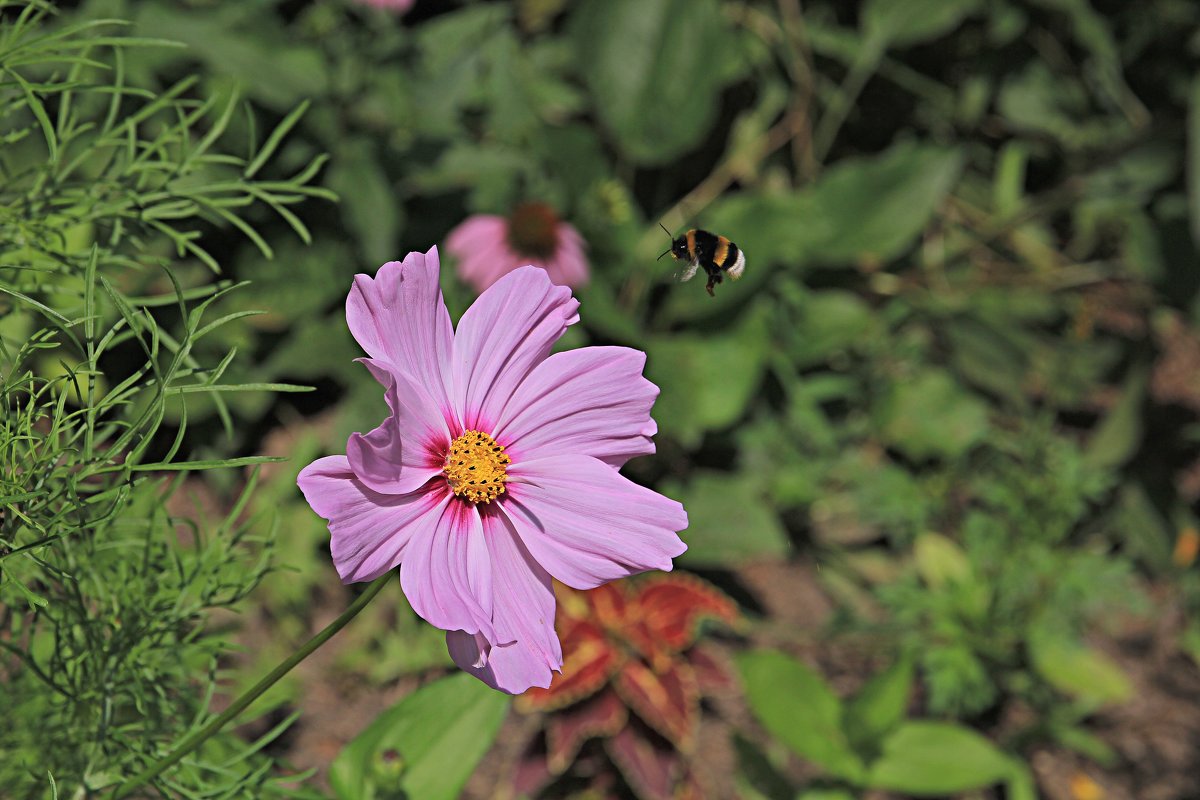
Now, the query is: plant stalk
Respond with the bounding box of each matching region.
[112,571,394,798]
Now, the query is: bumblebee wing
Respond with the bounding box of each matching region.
[675,259,700,282]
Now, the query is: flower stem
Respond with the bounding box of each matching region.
[112,572,395,798]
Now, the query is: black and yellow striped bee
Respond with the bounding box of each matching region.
[657,224,745,297]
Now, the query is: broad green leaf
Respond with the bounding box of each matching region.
[737,650,864,783]
[1027,625,1133,707]
[1084,364,1147,470]
[802,143,964,266]
[646,307,769,446]
[329,673,510,800]
[572,0,726,164]
[844,657,913,751]
[672,472,790,566]
[135,5,327,109]
[865,721,1014,794]
[692,144,956,278]
[790,290,879,368]
[876,369,989,460]
[797,791,857,800]
[913,532,972,589]
[862,0,982,47]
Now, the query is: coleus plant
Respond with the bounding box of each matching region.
[511,574,740,800]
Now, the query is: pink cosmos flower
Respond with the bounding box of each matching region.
[297,247,687,694]
[446,203,590,294]
[353,0,415,12]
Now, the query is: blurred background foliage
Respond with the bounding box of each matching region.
[3,0,1200,796]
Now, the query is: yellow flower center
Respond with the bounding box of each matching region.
[443,429,511,504]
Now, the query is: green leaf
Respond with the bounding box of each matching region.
[865,721,1014,794]
[672,472,790,566]
[1027,624,1133,707]
[876,369,989,460]
[328,138,401,265]
[329,673,510,800]
[1084,364,1147,470]
[646,307,769,446]
[790,290,879,368]
[135,5,328,110]
[737,650,865,783]
[802,143,964,266]
[704,146,962,273]
[862,0,983,47]
[844,657,913,751]
[571,0,727,164]
[913,532,972,589]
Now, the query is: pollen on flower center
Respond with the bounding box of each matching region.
[443,429,511,504]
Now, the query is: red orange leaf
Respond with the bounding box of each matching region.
[519,619,621,712]
[589,581,632,632]
[613,660,700,752]
[511,754,554,799]
[546,689,629,774]
[606,726,680,800]
[632,574,739,653]
[687,645,737,696]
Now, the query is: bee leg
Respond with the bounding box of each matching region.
[704,265,722,296]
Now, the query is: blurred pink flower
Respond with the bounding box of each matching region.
[353,0,415,12]
[298,247,687,694]
[446,202,590,293]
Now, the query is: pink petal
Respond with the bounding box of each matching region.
[297,456,443,583]
[462,244,518,293]
[446,216,516,293]
[495,346,657,468]
[346,365,450,495]
[400,498,497,643]
[452,266,580,430]
[501,454,688,589]
[549,223,589,288]
[346,247,455,418]
[446,508,563,693]
[446,215,507,256]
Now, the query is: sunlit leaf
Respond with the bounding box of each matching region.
[672,472,790,566]
[329,673,510,800]
[737,650,864,782]
[865,721,1016,794]
[844,657,913,751]
[571,0,726,163]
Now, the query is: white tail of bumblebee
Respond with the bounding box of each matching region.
[727,250,745,280]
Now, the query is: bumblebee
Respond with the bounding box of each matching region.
[658,224,745,296]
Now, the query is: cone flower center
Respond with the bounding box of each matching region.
[506,202,559,259]
[443,430,510,504]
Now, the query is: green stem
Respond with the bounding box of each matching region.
[112,572,394,798]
